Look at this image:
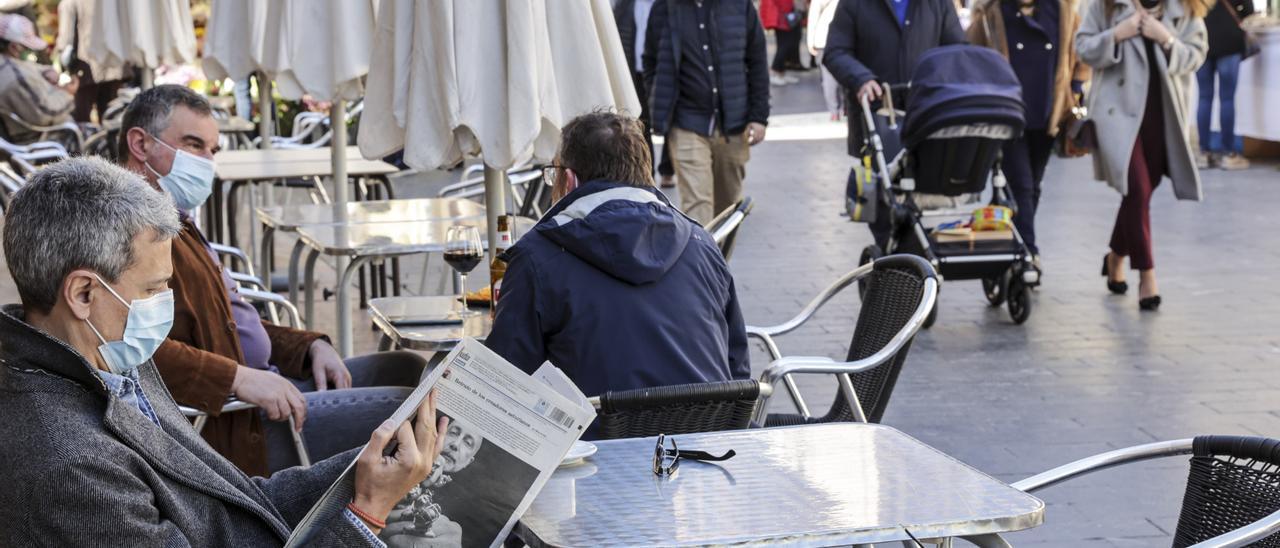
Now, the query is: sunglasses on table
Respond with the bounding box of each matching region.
[651,433,736,477]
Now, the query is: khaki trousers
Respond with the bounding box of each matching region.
[669,127,751,225]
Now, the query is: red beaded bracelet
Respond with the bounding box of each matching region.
[347,501,387,529]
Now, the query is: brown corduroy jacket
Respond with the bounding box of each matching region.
[967,0,1092,137]
[153,218,326,476]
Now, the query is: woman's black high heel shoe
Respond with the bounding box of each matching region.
[1101,254,1128,295]
[1139,295,1162,311]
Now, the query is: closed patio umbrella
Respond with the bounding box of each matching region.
[254,0,379,358]
[87,0,196,87]
[358,0,640,318]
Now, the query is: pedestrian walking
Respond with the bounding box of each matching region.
[1076,0,1207,311]
[761,0,806,85]
[615,0,677,188]
[968,0,1091,270]
[1195,0,1253,170]
[643,0,771,225]
[807,0,843,120]
[823,0,966,249]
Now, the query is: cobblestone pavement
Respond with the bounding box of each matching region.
[2,69,1276,547]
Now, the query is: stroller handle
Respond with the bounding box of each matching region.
[858,93,897,199]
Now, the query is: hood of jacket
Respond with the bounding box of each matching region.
[524,180,693,286]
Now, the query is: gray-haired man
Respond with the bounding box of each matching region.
[0,157,446,545]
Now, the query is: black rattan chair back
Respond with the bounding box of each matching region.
[1173,435,1280,547]
[595,380,761,440]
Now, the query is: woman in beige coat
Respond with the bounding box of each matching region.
[1076,0,1207,310]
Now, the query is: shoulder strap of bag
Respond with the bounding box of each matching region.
[1219,0,1246,28]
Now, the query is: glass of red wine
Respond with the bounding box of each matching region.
[444,225,483,318]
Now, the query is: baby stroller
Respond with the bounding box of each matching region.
[849,45,1036,326]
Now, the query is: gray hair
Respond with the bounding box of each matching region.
[117,84,213,159]
[3,157,181,312]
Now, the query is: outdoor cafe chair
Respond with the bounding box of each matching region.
[4,112,88,153]
[747,254,938,427]
[589,379,767,440]
[706,197,755,261]
[1002,435,1280,547]
[439,164,546,217]
[0,162,25,211]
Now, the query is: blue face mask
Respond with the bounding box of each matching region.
[146,135,216,211]
[84,274,175,375]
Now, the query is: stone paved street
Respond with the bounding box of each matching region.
[2,69,1277,547]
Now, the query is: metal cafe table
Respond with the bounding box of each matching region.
[516,424,1045,547]
[208,146,399,249]
[367,296,492,364]
[294,218,533,357]
[258,197,485,280]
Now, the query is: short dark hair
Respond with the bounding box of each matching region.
[557,111,654,188]
[117,85,214,158]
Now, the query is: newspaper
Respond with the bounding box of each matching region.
[285,338,595,548]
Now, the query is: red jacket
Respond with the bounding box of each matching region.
[760,0,798,30]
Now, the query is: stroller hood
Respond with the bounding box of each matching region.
[902,45,1026,147]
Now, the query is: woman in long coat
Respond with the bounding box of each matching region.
[969,0,1091,271]
[1076,0,1207,310]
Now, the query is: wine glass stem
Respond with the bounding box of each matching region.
[459,273,468,315]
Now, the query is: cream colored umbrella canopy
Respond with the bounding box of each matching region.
[201,0,266,83]
[359,0,640,171]
[86,0,196,84]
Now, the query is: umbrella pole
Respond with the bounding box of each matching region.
[332,100,353,357]
[258,72,274,150]
[483,165,507,263]
[141,69,154,89]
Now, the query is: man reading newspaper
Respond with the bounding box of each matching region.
[0,158,447,546]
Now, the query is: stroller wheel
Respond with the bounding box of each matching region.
[857,244,883,302]
[982,272,1008,307]
[1007,276,1032,325]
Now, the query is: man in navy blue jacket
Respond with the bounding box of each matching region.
[642,0,770,225]
[485,112,750,404]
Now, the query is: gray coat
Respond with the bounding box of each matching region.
[0,306,376,547]
[1075,0,1206,200]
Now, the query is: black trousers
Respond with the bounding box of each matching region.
[633,71,675,177]
[772,27,803,72]
[1000,129,1054,254]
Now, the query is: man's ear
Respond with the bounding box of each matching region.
[124,127,151,165]
[564,168,579,194]
[62,269,98,321]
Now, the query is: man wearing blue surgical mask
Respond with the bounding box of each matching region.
[118,85,429,476]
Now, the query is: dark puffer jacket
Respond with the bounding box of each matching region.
[485,180,750,410]
[641,0,771,135]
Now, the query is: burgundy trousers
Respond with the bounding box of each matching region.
[1110,114,1167,271]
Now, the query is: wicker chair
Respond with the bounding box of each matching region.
[1003,435,1280,548]
[747,254,937,427]
[593,380,765,440]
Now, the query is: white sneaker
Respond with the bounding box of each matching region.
[770,74,789,86]
[783,74,800,84]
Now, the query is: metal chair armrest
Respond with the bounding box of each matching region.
[753,355,892,426]
[238,287,303,328]
[208,243,255,278]
[1191,508,1280,548]
[179,399,311,466]
[1010,439,1195,493]
[228,271,267,291]
[746,261,876,339]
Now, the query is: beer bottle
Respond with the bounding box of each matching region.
[489,214,515,304]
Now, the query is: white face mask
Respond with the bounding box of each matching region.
[145,135,216,211]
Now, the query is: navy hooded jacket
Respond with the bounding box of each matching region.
[485,180,750,404]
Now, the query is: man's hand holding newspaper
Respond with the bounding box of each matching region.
[352,391,450,535]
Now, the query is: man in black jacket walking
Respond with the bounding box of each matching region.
[643,0,771,225]
[823,0,964,247]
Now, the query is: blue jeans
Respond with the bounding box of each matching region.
[264,350,427,473]
[1196,54,1242,153]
